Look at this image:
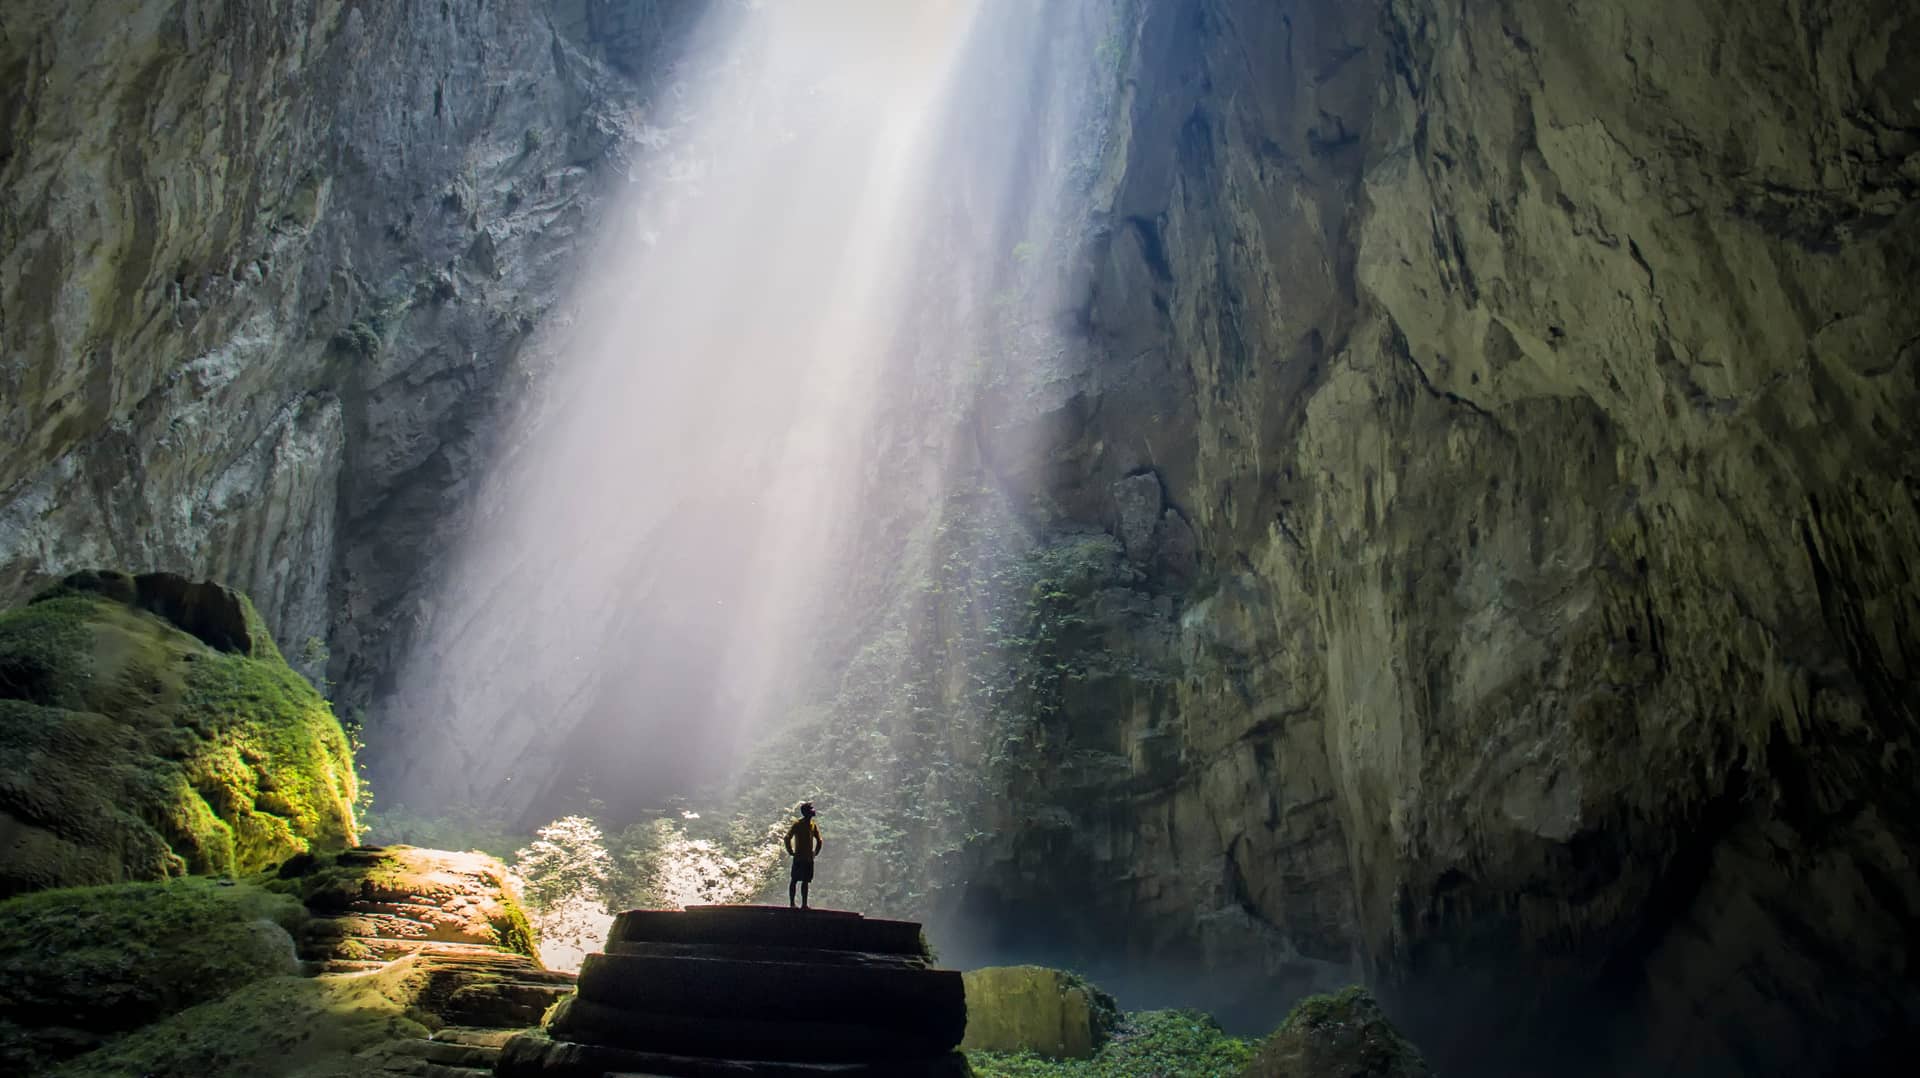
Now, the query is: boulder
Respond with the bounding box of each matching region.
[275,845,538,962]
[501,905,969,1076]
[0,576,358,897]
[1243,987,1430,1078]
[961,965,1119,1058]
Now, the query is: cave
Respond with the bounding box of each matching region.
[2,2,1917,1076]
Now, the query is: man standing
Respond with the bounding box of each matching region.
[783,802,824,909]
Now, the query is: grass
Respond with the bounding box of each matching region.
[968,1010,1256,1078]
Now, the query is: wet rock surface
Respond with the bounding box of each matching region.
[500,905,969,1077]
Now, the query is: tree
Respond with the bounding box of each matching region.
[512,814,613,971]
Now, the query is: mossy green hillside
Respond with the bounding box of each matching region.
[0,577,357,897]
[0,877,307,1074]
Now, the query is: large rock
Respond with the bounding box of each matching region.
[500,905,969,1076]
[272,845,539,964]
[1243,988,1429,1078]
[0,573,358,896]
[961,965,1118,1059]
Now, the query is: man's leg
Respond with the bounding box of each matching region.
[800,881,810,909]
[789,877,798,907]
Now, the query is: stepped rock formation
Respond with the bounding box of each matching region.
[278,845,576,1077]
[0,845,570,1075]
[500,905,970,1077]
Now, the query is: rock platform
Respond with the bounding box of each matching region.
[284,846,577,1076]
[497,905,969,1077]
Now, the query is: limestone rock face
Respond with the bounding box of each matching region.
[960,965,1119,1059]
[939,0,1920,1075]
[0,1,672,696]
[0,572,357,896]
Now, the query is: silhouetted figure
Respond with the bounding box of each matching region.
[784,802,823,909]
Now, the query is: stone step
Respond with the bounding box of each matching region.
[603,939,930,970]
[302,958,390,975]
[573,952,962,1034]
[497,1029,972,1078]
[432,1026,525,1049]
[610,906,926,958]
[546,993,960,1064]
[442,980,575,1028]
[391,1037,504,1068]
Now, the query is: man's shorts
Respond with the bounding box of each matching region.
[790,857,815,883]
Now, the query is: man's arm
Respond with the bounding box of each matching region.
[812,825,824,856]
[783,829,795,856]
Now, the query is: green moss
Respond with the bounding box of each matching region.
[178,650,356,869]
[968,1009,1255,1078]
[0,584,358,897]
[0,878,306,1073]
[1246,987,1429,1078]
[49,960,434,1078]
[497,890,538,958]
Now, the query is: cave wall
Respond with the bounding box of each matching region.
[0,0,671,688]
[955,0,1920,1073]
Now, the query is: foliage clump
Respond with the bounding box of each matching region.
[1243,987,1429,1078]
[0,577,358,897]
[512,815,614,970]
[0,877,306,1073]
[968,1009,1255,1078]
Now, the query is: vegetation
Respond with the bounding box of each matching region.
[511,815,613,968]
[968,1010,1256,1078]
[0,878,306,1073]
[48,955,434,1078]
[1244,987,1429,1078]
[0,585,357,896]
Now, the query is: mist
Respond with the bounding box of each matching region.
[372,0,1122,827]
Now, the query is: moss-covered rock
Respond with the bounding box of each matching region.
[962,965,1120,1058]
[1243,987,1429,1078]
[0,877,307,1073]
[47,961,436,1078]
[0,572,358,897]
[271,845,539,960]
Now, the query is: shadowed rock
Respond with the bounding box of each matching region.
[500,905,968,1077]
